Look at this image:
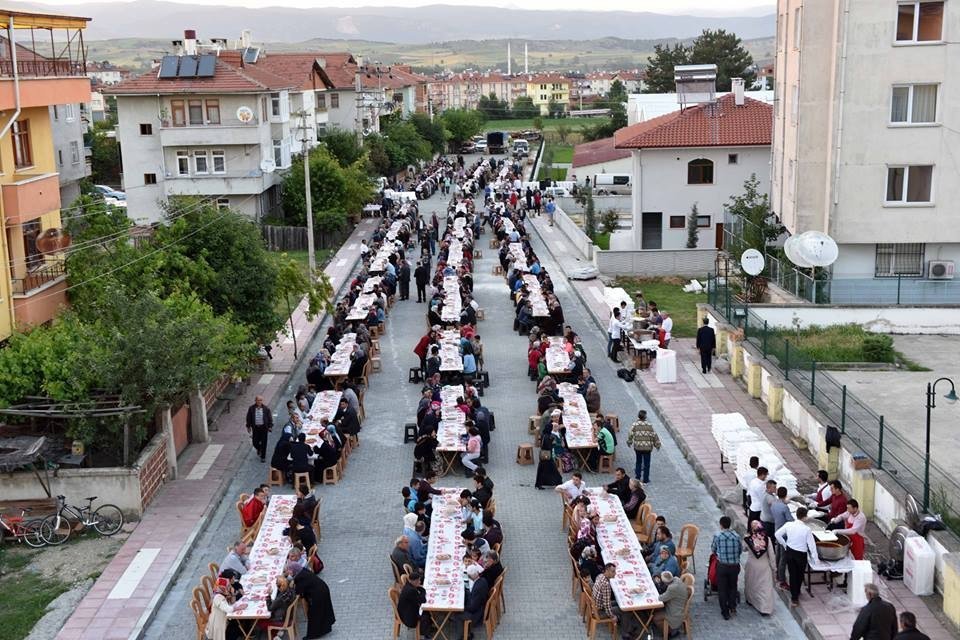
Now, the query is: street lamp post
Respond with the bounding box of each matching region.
[923,376,958,511]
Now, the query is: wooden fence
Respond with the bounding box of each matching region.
[262,225,353,251]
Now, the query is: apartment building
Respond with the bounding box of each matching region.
[772,0,960,294]
[50,102,90,204]
[525,74,570,115]
[427,71,528,112]
[0,10,91,340]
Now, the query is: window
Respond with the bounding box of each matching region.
[205,99,220,124]
[139,123,153,135]
[794,7,802,49]
[728,153,739,164]
[176,150,190,176]
[188,100,203,125]
[216,198,230,210]
[896,2,943,42]
[12,120,31,168]
[52,105,59,120]
[171,99,186,126]
[193,150,209,174]
[875,243,924,277]
[70,141,80,164]
[669,216,685,229]
[687,158,713,185]
[330,93,339,109]
[891,84,938,123]
[65,104,76,121]
[270,93,281,117]
[144,173,157,185]
[886,165,933,203]
[273,139,282,167]
[211,150,225,174]
[57,149,63,167]
[317,94,326,110]
[317,122,327,137]
[697,215,711,228]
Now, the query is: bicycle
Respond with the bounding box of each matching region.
[41,495,124,545]
[0,508,47,548]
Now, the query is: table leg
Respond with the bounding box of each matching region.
[630,609,654,638]
[235,619,258,640]
[429,611,454,640]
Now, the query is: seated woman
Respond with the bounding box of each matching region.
[258,576,296,632]
[285,516,317,553]
[535,420,566,490]
[622,479,647,520]
[462,344,478,377]
[414,430,439,473]
[584,383,601,414]
[578,545,603,582]
[649,545,680,579]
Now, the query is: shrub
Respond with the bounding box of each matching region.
[862,334,895,363]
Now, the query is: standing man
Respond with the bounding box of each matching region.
[607,307,631,363]
[660,312,673,348]
[414,260,429,303]
[850,583,897,640]
[770,486,794,590]
[695,316,716,374]
[626,409,661,484]
[760,479,778,538]
[775,506,817,608]
[894,611,930,640]
[245,395,273,463]
[398,258,411,301]
[710,516,743,620]
[747,466,770,525]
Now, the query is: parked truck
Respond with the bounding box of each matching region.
[486,131,509,154]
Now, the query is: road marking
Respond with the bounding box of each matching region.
[185,444,224,481]
[336,258,348,267]
[259,373,275,385]
[107,548,161,599]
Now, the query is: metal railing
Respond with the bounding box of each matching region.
[707,274,960,531]
[0,59,85,78]
[11,260,66,294]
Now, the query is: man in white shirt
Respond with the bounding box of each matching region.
[775,507,817,606]
[747,466,769,525]
[607,307,631,363]
[660,313,673,347]
[805,469,832,507]
[555,472,586,503]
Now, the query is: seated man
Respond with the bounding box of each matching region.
[397,570,434,635]
[652,571,687,637]
[455,564,490,638]
[390,536,414,575]
[605,467,631,504]
[221,540,249,576]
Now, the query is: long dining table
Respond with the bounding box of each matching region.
[584,488,663,634]
[557,382,596,468]
[422,488,468,639]
[435,384,466,477]
[226,494,299,639]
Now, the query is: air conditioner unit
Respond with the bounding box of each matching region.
[928,260,955,280]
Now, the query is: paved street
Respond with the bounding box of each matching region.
[143,168,806,640]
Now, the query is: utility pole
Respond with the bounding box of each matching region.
[294,109,316,274]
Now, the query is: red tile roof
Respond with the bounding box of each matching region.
[571,136,631,168]
[251,52,335,91]
[614,94,771,149]
[107,56,296,95]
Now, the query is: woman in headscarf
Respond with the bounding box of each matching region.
[204,576,237,640]
[258,575,297,632]
[743,519,776,615]
[292,564,337,638]
[584,382,602,414]
[535,417,564,490]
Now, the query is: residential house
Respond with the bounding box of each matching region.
[87,62,126,86]
[614,90,772,250]
[0,9,92,340]
[773,0,960,299]
[570,136,632,184]
[50,102,90,204]
[525,74,570,115]
[627,90,774,125]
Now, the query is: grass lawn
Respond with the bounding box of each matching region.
[613,276,705,338]
[0,548,69,639]
[484,117,609,132]
[537,166,568,182]
[549,145,574,164]
[771,325,929,369]
[592,232,610,250]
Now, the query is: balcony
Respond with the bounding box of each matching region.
[1,173,61,225]
[159,119,264,147]
[11,259,68,328]
[0,59,84,78]
[11,258,65,295]
[164,170,275,197]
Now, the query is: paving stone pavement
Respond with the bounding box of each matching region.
[142,157,807,640]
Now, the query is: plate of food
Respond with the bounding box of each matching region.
[434,577,451,585]
[233,602,249,612]
[436,553,452,561]
[602,514,618,523]
[267,547,281,556]
[616,548,632,557]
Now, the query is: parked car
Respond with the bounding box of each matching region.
[474,139,488,152]
[94,184,127,208]
[460,141,476,153]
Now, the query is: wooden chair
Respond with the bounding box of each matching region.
[632,503,651,533]
[207,562,219,580]
[390,556,403,585]
[311,500,322,541]
[236,494,251,537]
[560,493,572,532]
[371,356,382,373]
[189,593,208,640]
[569,552,582,600]
[268,467,284,487]
[193,585,211,615]
[660,585,695,640]
[388,586,420,639]
[676,524,700,574]
[604,413,620,432]
[578,575,593,622]
[635,512,658,545]
[199,576,215,606]
[242,509,265,545]
[323,465,341,485]
[358,388,367,421]
[585,586,619,640]
[597,454,614,474]
[265,596,300,639]
[462,585,500,640]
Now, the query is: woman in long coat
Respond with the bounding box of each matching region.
[743,519,776,615]
[293,565,337,637]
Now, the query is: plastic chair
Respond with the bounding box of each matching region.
[189,593,208,640]
[660,585,695,639]
[635,512,658,545]
[388,586,420,639]
[293,471,311,492]
[676,524,700,574]
[265,596,300,639]
[585,587,619,640]
[560,493,572,531]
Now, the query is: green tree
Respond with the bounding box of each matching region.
[644,43,690,93]
[410,113,447,155]
[601,209,619,235]
[88,120,121,184]
[555,122,571,144]
[382,120,432,171]
[726,174,781,256]
[511,95,539,119]
[607,79,627,105]
[282,145,373,233]
[274,253,335,359]
[440,109,484,148]
[686,202,700,248]
[609,102,627,130]
[319,128,365,167]
[547,98,565,118]
[363,133,392,176]
[478,92,509,119]
[583,187,597,239]
[690,29,755,91]
[532,116,544,132]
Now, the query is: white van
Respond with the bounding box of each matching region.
[592,173,632,194]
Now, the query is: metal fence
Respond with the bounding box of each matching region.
[707,274,959,530]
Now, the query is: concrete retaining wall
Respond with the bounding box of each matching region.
[594,248,717,277]
[748,305,960,335]
[551,203,595,260]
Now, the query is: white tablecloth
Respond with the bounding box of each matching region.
[438,329,463,373]
[323,333,357,377]
[655,348,676,383]
[437,385,466,453]
[558,382,595,448]
[423,489,467,612]
[546,344,570,374]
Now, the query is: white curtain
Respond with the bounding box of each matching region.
[890,86,909,122]
[911,84,938,122]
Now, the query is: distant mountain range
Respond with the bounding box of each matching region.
[9,0,775,44]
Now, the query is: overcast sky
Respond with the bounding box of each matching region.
[27,0,775,15]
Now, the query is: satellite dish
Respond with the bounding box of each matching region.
[260,158,276,174]
[796,230,840,267]
[362,128,373,137]
[35,228,71,254]
[740,248,765,276]
[905,494,921,530]
[783,235,813,268]
[236,106,255,123]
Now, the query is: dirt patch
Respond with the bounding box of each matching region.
[28,530,128,584]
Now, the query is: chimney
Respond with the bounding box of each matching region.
[732,77,745,106]
[240,29,252,49]
[507,42,511,76]
[524,43,528,74]
[183,29,197,56]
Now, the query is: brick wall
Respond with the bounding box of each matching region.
[203,375,230,411]
[137,432,168,512]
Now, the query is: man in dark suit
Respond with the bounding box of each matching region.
[695,316,717,374]
[398,259,411,301]
[245,395,273,462]
[333,398,361,438]
[414,260,430,303]
[455,564,490,638]
[397,569,433,634]
[851,583,897,640]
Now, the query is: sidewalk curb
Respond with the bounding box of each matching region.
[129,238,367,640]
[528,218,826,640]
